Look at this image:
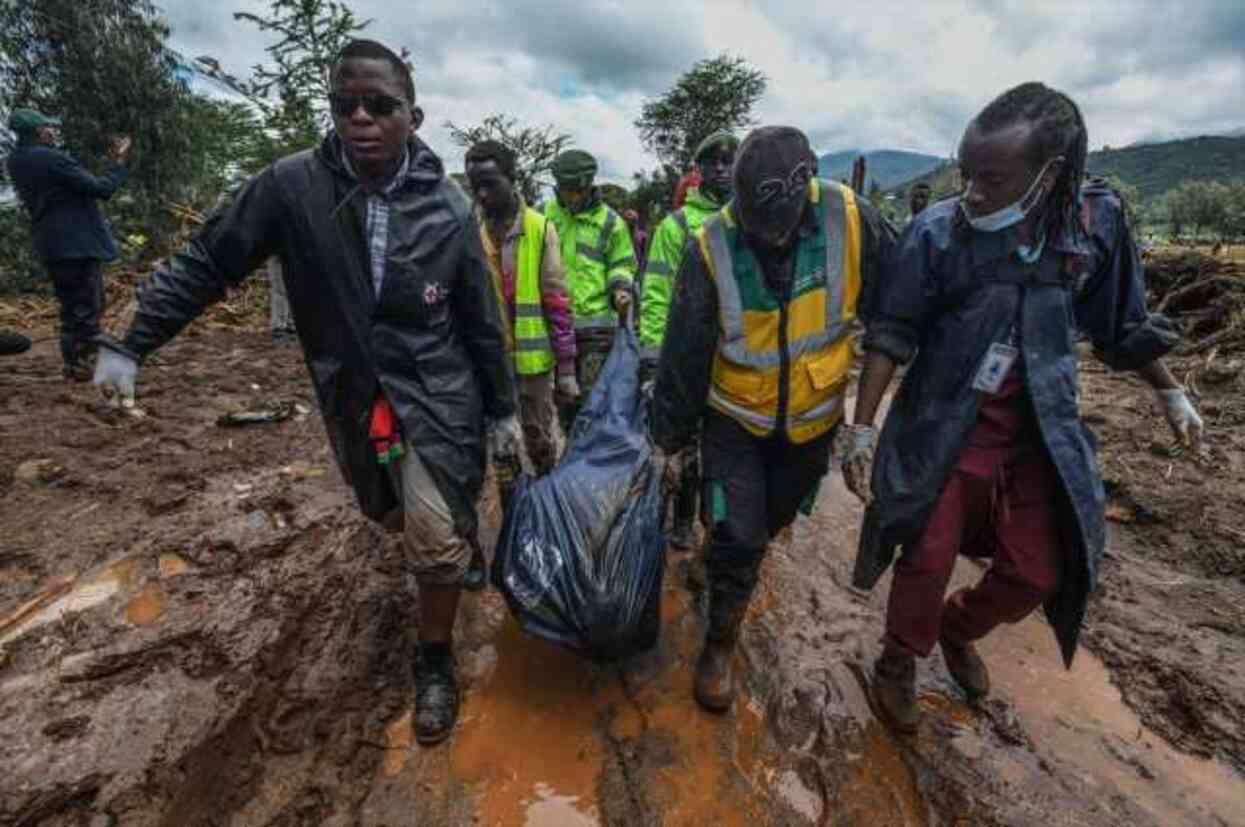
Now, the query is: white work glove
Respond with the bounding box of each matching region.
[93,346,138,409]
[1155,387,1204,449]
[555,373,580,405]
[838,424,878,504]
[489,414,524,459]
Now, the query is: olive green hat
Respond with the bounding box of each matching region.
[552,149,598,187]
[9,108,61,134]
[694,130,739,162]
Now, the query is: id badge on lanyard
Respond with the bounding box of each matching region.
[972,326,1019,394]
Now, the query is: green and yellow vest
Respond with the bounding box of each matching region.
[697,179,863,443]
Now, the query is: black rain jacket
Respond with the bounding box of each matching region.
[118,133,515,535]
[856,180,1178,665]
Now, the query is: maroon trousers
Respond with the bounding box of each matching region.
[885,371,1063,658]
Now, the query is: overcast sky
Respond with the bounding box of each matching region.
[163,0,1245,185]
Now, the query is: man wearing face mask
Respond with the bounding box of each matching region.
[640,130,739,550]
[650,126,895,712]
[93,40,518,746]
[842,83,1203,733]
[545,150,637,436]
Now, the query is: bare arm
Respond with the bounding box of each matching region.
[852,350,899,426]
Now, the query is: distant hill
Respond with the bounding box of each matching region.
[887,134,1245,202]
[1086,135,1245,198]
[817,149,944,191]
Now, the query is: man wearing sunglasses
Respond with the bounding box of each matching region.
[650,126,895,712]
[93,39,517,747]
[545,150,637,436]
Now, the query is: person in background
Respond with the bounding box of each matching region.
[640,130,739,551]
[545,150,636,436]
[6,108,129,380]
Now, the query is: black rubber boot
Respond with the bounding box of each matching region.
[694,588,748,713]
[413,646,459,746]
[873,642,919,734]
[940,630,991,700]
[0,331,31,356]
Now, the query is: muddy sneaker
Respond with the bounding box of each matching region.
[693,638,736,713]
[940,633,990,700]
[413,649,459,746]
[873,645,919,734]
[62,362,92,382]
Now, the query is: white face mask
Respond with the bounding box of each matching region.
[961,156,1062,233]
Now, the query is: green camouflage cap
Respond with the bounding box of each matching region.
[8,108,61,133]
[552,149,598,186]
[694,130,739,162]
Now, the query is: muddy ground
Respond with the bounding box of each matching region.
[1,325,1243,826]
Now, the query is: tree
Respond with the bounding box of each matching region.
[195,0,377,173]
[1101,174,1143,231]
[1,0,197,209]
[635,54,766,172]
[445,114,573,205]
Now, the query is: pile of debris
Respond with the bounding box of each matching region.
[1145,248,1245,355]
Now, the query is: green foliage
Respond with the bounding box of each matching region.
[598,183,630,216]
[0,0,197,217]
[629,165,680,225]
[1087,136,1245,199]
[0,204,44,294]
[635,54,765,172]
[445,114,573,205]
[195,0,377,174]
[1159,179,1245,240]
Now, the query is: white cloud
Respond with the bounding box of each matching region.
[162,0,1244,180]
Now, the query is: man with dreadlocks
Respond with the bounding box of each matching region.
[841,82,1204,732]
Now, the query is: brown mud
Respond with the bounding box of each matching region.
[1,330,1243,825]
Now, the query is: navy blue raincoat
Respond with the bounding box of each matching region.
[856,180,1178,665]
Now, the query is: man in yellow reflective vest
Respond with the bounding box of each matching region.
[545,149,636,436]
[650,127,895,712]
[640,129,738,550]
[465,140,578,476]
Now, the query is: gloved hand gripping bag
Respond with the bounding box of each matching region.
[492,326,665,661]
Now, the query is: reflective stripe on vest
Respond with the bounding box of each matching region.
[702,179,862,443]
[512,208,554,374]
[549,201,623,333]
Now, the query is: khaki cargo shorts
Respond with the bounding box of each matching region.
[399,445,471,585]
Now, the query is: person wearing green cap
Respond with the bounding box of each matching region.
[640,129,738,551]
[545,149,637,435]
[6,108,130,380]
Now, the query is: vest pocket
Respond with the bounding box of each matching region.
[805,346,850,391]
[713,360,778,405]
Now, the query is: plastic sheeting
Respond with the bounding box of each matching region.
[492,326,665,661]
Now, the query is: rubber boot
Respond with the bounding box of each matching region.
[873,641,919,733]
[694,589,747,713]
[940,629,991,700]
[413,645,459,746]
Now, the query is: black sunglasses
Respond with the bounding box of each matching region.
[328,92,407,118]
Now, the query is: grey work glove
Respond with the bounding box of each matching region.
[555,373,580,406]
[1155,387,1204,449]
[93,346,139,409]
[489,414,524,460]
[838,423,878,505]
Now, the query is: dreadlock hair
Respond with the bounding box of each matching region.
[464,140,517,182]
[973,82,1088,243]
[333,39,415,103]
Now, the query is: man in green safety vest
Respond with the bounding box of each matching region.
[651,127,895,712]
[640,129,739,550]
[545,149,636,436]
[465,140,577,489]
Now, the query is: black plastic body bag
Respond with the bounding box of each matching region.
[491,326,665,661]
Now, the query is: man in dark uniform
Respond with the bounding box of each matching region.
[6,109,129,379]
[842,82,1203,732]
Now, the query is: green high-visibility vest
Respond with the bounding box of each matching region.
[545,199,636,332]
[513,207,555,375]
